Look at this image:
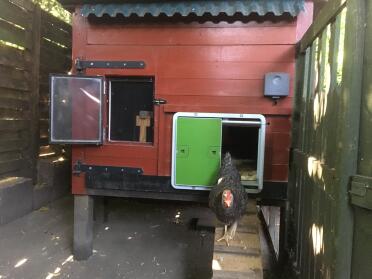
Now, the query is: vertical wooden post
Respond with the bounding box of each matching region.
[74,195,94,260]
[28,5,41,183]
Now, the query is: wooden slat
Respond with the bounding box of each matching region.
[40,62,70,76]
[0,0,31,28]
[0,132,25,144]
[0,108,28,119]
[88,25,297,46]
[158,78,265,97]
[159,62,294,80]
[161,45,295,63]
[9,0,34,12]
[0,19,26,47]
[0,65,30,81]
[0,87,29,100]
[161,95,293,107]
[300,0,346,52]
[0,150,22,161]
[0,159,23,175]
[41,36,70,55]
[212,200,263,279]
[41,9,71,34]
[0,96,29,110]
[0,139,27,153]
[0,120,29,131]
[0,66,30,91]
[41,21,71,48]
[0,45,27,69]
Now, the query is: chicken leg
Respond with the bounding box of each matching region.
[217,221,238,246]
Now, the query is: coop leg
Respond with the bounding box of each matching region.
[73,195,93,261]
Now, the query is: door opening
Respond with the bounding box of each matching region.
[109,77,154,143]
[222,123,260,187]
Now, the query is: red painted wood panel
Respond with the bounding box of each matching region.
[157,78,265,97]
[71,12,306,194]
[157,111,173,176]
[266,116,292,132]
[160,95,293,106]
[84,144,157,159]
[85,45,156,61]
[158,61,294,79]
[85,45,295,63]
[157,45,296,62]
[88,26,297,46]
[163,105,292,115]
[264,164,288,181]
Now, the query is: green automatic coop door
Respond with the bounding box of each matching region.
[174,117,222,187]
[172,112,266,193]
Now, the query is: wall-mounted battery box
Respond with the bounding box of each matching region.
[264,72,290,98]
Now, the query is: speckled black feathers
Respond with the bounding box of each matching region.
[209,152,248,225]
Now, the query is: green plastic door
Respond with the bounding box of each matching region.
[175,117,221,187]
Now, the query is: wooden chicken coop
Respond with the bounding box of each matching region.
[51,0,313,260]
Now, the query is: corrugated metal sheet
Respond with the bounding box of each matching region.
[80,0,305,18]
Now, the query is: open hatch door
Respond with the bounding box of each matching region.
[50,75,104,144]
[172,113,266,193]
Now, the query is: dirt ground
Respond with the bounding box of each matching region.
[0,196,215,279]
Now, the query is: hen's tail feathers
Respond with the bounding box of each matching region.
[218,152,241,184]
[221,152,233,170]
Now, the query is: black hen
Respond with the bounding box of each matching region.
[209,152,248,245]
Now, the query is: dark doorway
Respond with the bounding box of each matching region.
[109,77,154,143]
[222,125,260,185]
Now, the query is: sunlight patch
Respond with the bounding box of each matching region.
[14,258,28,268]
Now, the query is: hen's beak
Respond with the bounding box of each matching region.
[224,200,232,208]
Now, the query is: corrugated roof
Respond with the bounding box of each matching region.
[81,0,305,18]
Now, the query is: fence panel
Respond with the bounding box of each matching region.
[288,0,365,277]
[0,0,71,180]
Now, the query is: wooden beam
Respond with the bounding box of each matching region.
[27,5,42,182]
[300,0,346,53]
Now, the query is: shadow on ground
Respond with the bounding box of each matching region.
[0,195,215,279]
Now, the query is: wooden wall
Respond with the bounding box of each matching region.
[0,0,71,180]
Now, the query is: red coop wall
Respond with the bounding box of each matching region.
[71,4,313,195]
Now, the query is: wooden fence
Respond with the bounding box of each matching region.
[288,0,365,277]
[0,0,71,181]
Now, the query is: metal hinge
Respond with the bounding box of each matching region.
[73,161,143,176]
[350,175,372,210]
[75,58,146,72]
[153,98,167,105]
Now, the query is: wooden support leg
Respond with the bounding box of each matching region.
[73,195,93,261]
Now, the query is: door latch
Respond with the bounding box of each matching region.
[153,98,167,105]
